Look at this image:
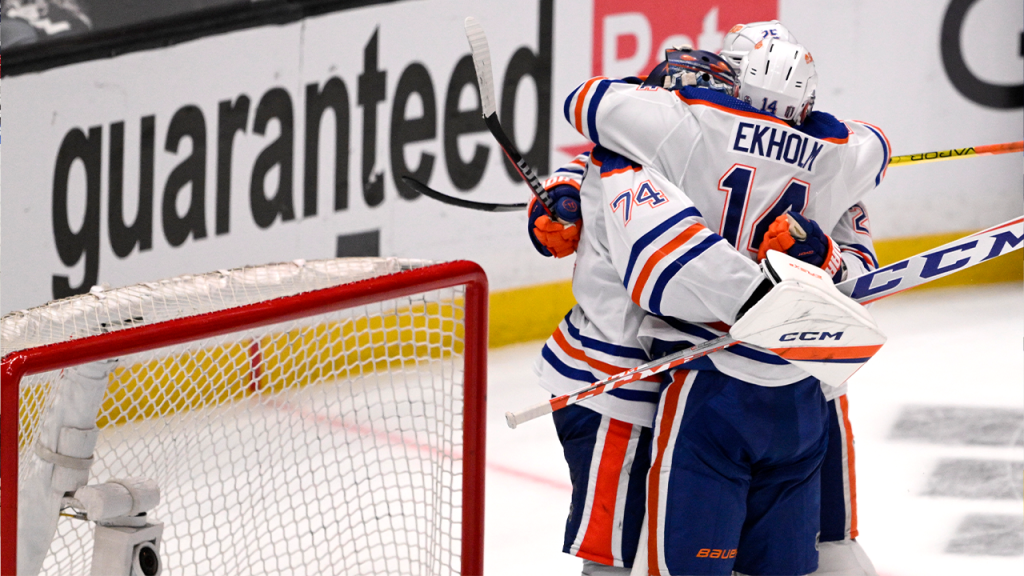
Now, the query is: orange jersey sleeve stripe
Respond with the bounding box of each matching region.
[630,223,706,306]
[551,327,659,383]
[574,78,604,135]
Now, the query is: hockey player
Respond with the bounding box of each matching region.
[533,169,879,575]
[531,28,888,575]
[529,149,656,576]
[527,24,811,575]
[564,41,890,575]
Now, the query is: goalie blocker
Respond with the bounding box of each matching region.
[732,250,887,387]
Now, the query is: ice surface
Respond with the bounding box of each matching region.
[483,283,1024,576]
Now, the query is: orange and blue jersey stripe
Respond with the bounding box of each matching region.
[675,86,851,144]
[622,207,703,288]
[841,243,879,270]
[541,313,660,405]
[652,315,790,368]
[851,120,891,185]
[564,77,629,145]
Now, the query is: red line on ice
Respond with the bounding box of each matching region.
[270,399,571,492]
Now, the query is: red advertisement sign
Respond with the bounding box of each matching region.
[593,1,778,78]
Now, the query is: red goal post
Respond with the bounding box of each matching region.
[1,259,488,576]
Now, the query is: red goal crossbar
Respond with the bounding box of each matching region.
[1,260,489,576]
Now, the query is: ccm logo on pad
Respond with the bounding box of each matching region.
[779,331,843,342]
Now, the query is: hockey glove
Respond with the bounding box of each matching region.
[528,184,582,258]
[757,212,845,282]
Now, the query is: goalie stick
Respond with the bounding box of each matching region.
[464,16,560,220]
[505,215,1024,428]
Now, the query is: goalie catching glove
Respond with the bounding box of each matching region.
[731,250,885,387]
[757,212,845,282]
[528,183,582,258]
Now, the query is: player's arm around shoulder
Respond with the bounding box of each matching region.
[840,119,893,196]
[595,156,765,325]
[564,77,696,174]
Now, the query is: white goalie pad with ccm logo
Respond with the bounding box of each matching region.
[730,250,886,387]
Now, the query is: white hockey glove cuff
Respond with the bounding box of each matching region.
[730,250,886,387]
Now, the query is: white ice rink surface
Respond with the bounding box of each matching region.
[482,283,1024,576]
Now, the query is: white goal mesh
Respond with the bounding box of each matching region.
[1,258,488,576]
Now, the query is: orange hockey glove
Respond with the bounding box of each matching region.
[528,185,582,258]
[532,213,580,258]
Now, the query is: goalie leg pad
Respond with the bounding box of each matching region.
[730,251,885,387]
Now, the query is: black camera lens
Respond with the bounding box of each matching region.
[137,544,160,576]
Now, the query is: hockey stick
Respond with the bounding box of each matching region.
[402,176,528,212]
[505,215,1024,428]
[408,138,1023,214]
[464,16,559,219]
[888,140,1022,167]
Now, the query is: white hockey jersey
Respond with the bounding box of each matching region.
[535,79,887,426]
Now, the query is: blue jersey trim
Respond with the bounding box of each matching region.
[586,80,615,147]
[542,344,593,382]
[799,111,851,142]
[592,147,642,175]
[563,312,650,361]
[623,206,703,288]
[660,317,789,365]
[564,84,582,127]
[542,345,659,404]
[843,242,879,268]
[842,249,874,271]
[678,86,766,115]
[648,235,723,315]
[678,87,849,142]
[557,166,585,176]
[859,123,890,186]
[607,387,661,404]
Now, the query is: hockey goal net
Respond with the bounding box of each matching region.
[1,258,488,576]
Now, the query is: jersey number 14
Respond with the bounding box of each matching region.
[718,164,810,255]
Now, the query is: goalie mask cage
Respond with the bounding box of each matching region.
[1,258,488,576]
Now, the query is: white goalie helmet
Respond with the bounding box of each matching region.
[720,20,798,72]
[737,38,818,125]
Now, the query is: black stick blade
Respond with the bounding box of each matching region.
[402,176,527,212]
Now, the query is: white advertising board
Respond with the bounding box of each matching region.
[3,0,567,314]
[2,0,1021,315]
